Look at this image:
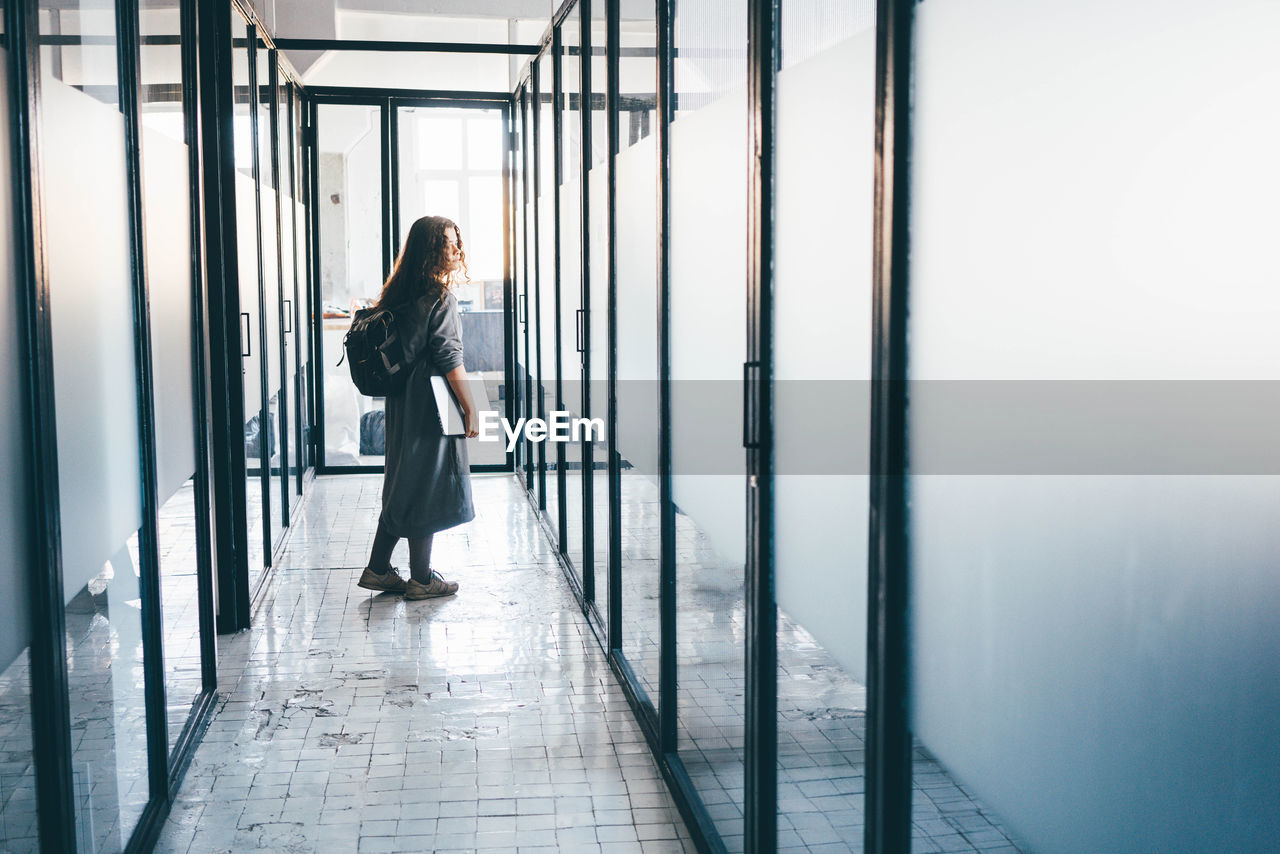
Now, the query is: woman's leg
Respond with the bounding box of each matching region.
[366,517,399,573]
[407,533,434,584]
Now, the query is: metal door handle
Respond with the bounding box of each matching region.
[518,293,527,324]
[283,299,292,333]
[743,360,759,449]
[576,309,584,353]
[241,312,251,357]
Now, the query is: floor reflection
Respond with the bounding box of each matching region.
[156,474,695,853]
[0,650,37,852]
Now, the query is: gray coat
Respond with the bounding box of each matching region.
[379,289,475,538]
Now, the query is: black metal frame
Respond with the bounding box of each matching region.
[7,0,78,848]
[867,0,914,851]
[506,2,918,853]
[306,87,516,477]
[6,0,227,846]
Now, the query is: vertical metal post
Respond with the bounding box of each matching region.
[179,0,219,710]
[746,0,780,849]
[6,0,78,847]
[551,28,568,550]
[116,0,172,807]
[204,0,251,632]
[605,0,623,655]
[502,98,516,471]
[655,0,677,754]
[268,52,290,530]
[381,96,394,280]
[531,60,547,511]
[579,0,596,607]
[866,0,914,851]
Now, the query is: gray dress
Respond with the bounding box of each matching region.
[378,289,475,538]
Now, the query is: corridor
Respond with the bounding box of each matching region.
[152,475,694,853]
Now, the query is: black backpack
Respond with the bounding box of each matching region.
[341,303,415,397]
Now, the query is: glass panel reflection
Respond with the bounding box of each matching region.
[586,1,610,622]
[232,11,266,581]
[615,8,660,703]
[774,4,876,850]
[41,1,150,847]
[0,18,38,849]
[316,102,385,466]
[139,0,204,756]
[536,52,559,541]
[396,106,509,468]
[670,3,748,850]
[560,15,585,579]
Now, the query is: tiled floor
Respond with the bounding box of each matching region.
[548,470,1024,854]
[153,473,696,853]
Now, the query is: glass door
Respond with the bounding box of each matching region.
[231,11,268,588]
[315,101,387,468]
[394,104,510,469]
[257,39,284,553]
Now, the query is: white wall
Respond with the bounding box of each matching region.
[909,1,1280,850]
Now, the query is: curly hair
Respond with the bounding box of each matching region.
[373,215,470,310]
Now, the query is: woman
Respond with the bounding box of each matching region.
[357,216,480,600]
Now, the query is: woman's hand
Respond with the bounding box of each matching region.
[445,365,481,438]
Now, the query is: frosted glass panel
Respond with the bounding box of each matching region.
[909,2,1280,852]
[670,3,747,844]
[614,12,660,705]
[140,0,205,758]
[0,44,39,852]
[774,18,875,850]
[42,35,149,852]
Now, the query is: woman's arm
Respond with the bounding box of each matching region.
[444,364,480,438]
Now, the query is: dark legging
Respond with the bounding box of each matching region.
[367,518,434,584]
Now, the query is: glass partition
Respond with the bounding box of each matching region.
[231,12,266,582]
[316,102,386,466]
[0,19,38,849]
[396,105,509,468]
[560,15,586,579]
[907,2,1280,852]
[536,51,560,541]
[518,89,536,492]
[257,38,284,553]
[615,7,660,703]
[40,1,150,848]
[670,3,748,848]
[279,80,302,515]
[139,0,205,757]
[775,3,875,850]
[586,0,610,624]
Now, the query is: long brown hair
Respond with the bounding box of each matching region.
[373,215,469,309]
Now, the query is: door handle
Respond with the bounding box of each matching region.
[283,299,292,333]
[742,360,759,449]
[518,293,527,324]
[241,312,251,357]
[576,308,584,353]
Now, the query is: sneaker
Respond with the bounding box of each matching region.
[357,566,407,593]
[404,571,459,600]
